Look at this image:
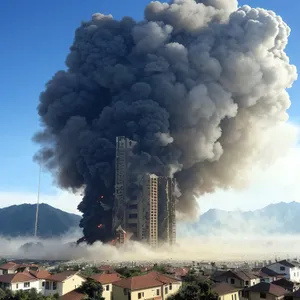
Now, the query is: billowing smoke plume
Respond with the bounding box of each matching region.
[34,0,297,244]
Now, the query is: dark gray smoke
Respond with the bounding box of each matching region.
[34,0,297,243]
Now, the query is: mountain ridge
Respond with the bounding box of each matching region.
[1,201,300,238]
[195,201,300,235]
[0,203,81,238]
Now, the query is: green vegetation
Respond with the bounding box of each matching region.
[168,272,217,300]
[79,278,104,300]
[152,264,169,274]
[0,288,59,300]
[80,266,100,278]
[115,267,146,278]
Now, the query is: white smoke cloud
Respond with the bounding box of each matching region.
[1,234,299,262]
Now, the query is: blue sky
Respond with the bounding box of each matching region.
[0,0,299,214]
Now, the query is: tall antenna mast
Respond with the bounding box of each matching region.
[34,164,42,238]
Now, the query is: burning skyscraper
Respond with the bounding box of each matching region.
[113,138,177,247]
[158,177,176,246]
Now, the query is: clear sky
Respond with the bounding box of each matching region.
[0,0,299,215]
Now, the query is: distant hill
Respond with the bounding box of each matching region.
[0,203,81,238]
[2,201,300,239]
[191,201,300,235]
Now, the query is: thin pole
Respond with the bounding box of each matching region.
[34,165,41,238]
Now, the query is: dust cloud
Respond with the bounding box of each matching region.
[1,233,298,262]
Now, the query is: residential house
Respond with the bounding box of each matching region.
[266,260,300,283]
[165,267,190,280]
[245,282,288,300]
[0,272,40,292]
[90,273,121,300]
[0,269,50,293]
[272,278,299,293]
[112,271,182,300]
[44,271,86,297]
[0,262,40,275]
[212,282,241,300]
[214,270,259,288]
[252,268,281,283]
[212,270,229,283]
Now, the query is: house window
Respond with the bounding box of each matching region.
[165,287,168,294]
[260,293,266,299]
[245,281,249,286]
[24,282,30,288]
[46,282,50,290]
[106,285,109,291]
[16,284,18,289]
[230,278,235,284]
[42,282,45,287]
[169,283,172,290]
[53,282,57,290]
[234,294,237,300]
[231,295,234,300]
[123,288,128,295]
[280,266,285,271]
[157,289,160,295]
[138,292,144,299]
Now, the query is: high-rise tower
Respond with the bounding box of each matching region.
[138,174,176,247]
[113,137,176,247]
[113,137,137,233]
[138,174,159,248]
[158,177,176,245]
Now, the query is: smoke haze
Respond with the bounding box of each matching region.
[34,0,297,243]
[2,234,300,262]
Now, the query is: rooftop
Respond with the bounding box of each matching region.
[113,271,180,291]
[90,273,121,284]
[277,260,300,268]
[46,271,82,282]
[212,282,241,296]
[60,289,85,300]
[272,278,295,292]
[0,272,36,284]
[246,282,288,297]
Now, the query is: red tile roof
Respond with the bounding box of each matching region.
[46,271,83,282]
[29,270,51,279]
[0,262,19,270]
[246,282,288,297]
[0,272,37,283]
[113,271,181,291]
[90,273,121,284]
[60,289,85,300]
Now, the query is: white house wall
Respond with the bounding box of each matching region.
[267,263,300,282]
[11,280,40,292]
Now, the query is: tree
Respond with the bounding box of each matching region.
[168,274,218,300]
[153,264,168,274]
[79,278,104,300]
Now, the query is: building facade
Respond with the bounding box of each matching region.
[113,136,137,236]
[138,174,176,247]
[158,177,176,246]
[138,174,159,247]
[267,260,300,283]
[113,136,176,247]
